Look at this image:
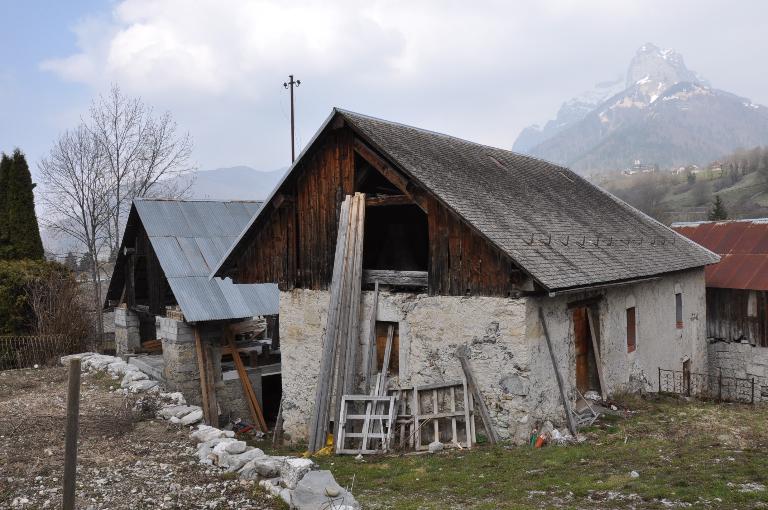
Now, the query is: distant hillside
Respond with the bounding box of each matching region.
[180,166,287,200]
[515,43,768,173]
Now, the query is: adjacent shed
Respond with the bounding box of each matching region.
[105,198,280,426]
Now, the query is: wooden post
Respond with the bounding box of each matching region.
[363,280,380,393]
[538,307,578,436]
[272,397,284,447]
[227,329,268,432]
[194,326,214,425]
[585,308,607,400]
[62,358,81,510]
[456,345,499,444]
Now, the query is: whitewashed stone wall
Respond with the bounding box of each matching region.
[278,268,707,444]
[278,289,530,442]
[532,267,708,411]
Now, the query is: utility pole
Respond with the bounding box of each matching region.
[283,74,301,162]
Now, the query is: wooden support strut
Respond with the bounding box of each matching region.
[353,138,428,212]
[226,327,268,432]
[194,326,217,426]
[456,345,499,445]
[538,307,578,436]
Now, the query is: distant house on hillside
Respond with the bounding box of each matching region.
[215,108,718,445]
[105,198,281,425]
[673,219,768,387]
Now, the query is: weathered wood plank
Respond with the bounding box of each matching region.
[363,270,428,288]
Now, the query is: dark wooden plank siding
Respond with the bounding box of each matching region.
[426,196,524,297]
[236,128,354,290]
[707,288,768,347]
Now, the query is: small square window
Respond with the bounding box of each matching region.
[626,307,636,353]
[675,293,683,329]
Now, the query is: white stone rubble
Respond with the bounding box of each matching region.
[61,352,360,509]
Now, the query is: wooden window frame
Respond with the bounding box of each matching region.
[626,306,636,353]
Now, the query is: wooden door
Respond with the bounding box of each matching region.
[573,308,590,393]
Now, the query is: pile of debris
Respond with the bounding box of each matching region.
[191,424,359,509]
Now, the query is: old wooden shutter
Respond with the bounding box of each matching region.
[626,307,636,353]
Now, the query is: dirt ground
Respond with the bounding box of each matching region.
[0,367,281,509]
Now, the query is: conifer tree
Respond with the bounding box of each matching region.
[708,195,728,221]
[4,149,44,259]
[0,154,10,256]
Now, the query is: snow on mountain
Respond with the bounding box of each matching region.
[513,43,768,173]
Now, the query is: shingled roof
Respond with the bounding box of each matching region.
[215,108,719,292]
[106,199,278,322]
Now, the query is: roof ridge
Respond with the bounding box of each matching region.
[135,197,263,204]
[335,107,563,167]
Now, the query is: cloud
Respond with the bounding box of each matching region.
[38,0,768,170]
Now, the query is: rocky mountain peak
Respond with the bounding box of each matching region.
[626,43,703,99]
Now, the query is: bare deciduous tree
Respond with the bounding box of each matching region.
[38,124,111,341]
[39,85,195,347]
[89,85,194,253]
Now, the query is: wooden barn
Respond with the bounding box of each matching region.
[673,219,768,384]
[214,108,718,446]
[105,198,281,427]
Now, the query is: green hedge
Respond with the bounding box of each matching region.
[0,259,69,335]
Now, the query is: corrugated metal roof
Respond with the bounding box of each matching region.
[130,199,278,321]
[672,219,768,290]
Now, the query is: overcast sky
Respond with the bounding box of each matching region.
[2,0,768,176]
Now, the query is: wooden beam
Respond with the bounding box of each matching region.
[194,327,216,426]
[365,195,413,207]
[586,307,608,401]
[272,193,295,210]
[353,138,428,212]
[456,345,499,445]
[226,327,268,432]
[228,319,267,337]
[363,270,428,288]
[538,307,578,436]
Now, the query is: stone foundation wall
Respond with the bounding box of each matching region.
[114,307,140,356]
[708,339,768,384]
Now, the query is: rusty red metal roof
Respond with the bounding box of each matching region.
[672,219,768,290]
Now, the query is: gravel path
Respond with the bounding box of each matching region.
[0,367,281,509]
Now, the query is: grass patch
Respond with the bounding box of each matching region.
[269,395,768,509]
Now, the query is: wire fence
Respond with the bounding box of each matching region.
[658,367,768,404]
[0,335,84,371]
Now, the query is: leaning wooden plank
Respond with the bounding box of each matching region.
[342,192,366,397]
[308,197,351,452]
[272,397,284,447]
[363,280,380,393]
[331,194,360,435]
[456,345,499,444]
[462,377,473,448]
[538,307,578,436]
[203,337,218,426]
[586,307,608,401]
[227,330,268,432]
[194,327,213,425]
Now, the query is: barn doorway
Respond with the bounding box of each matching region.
[572,307,601,394]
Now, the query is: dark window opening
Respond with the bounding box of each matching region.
[675,293,683,329]
[626,307,636,353]
[375,321,399,376]
[354,154,401,195]
[363,205,428,271]
[573,307,600,394]
[134,256,149,304]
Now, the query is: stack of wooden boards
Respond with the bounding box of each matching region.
[307,193,366,453]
